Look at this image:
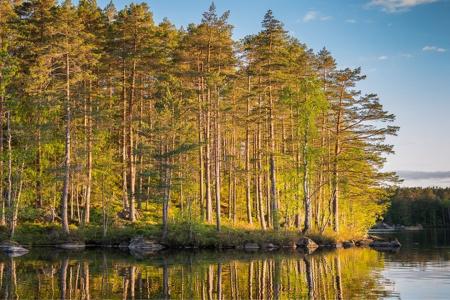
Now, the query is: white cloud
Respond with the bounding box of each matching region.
[401,53,414,58]
[303,11,318,22]
[422,45,447,52]
[345,19,357,23]
[378,55,389,60]
[302,10,332,23]
[368,0,438,12]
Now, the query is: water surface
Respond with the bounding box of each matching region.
[1,230,450,299]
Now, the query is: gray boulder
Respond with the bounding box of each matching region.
[343,241,355,248]
[296,237,319,252]
[128,236,164,252]
[244,243,260,251]
[0,241,29,257]
[369,238,401,251]
[355,238,374,247]
[261,243,279,250]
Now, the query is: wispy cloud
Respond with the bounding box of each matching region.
[400,53,414,58]
[302,10,332,23]
[422,45,447,53]
[378,55,389,60]
[398,170,450,180]
[398,171,450,187]
[345,19,357,24]
[368,0,438,12]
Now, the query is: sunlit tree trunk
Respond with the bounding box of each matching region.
[197,60,205,219]
[61,52,71,235]
[246,76,253,224]
[84,80,93,224]
[128,57,137,222]
[121,63,129,213]
[214,86,221,231]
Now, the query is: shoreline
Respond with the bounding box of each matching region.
[0,222,401,255]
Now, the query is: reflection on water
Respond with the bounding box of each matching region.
[1,230,450,299]
[0,249,388,299]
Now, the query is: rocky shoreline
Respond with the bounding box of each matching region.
[0,234,402,257]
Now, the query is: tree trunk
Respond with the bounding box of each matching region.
[121,63,128,214]
[162,142,172,240]
[246,76,252,224]
[332,91,343,233]
[6,111,12,216]
[205,87,212,223]
[302,123,311,233]
[268,86,279,230]
[128,59,136,222]
[197,60,205,220]
[84,80,93,224]
[61,53,71,235]
[215,86,221,232]
[10,162,24,240]
[36,129,43,208]
[257,99,266,230]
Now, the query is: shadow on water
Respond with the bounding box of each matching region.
[2,230,450,299]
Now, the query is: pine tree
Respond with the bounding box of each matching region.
[0,1,400,239]
[53,0,93,233]
[114,3,155,222]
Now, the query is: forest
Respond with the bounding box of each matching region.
[384,187,450,227]
[0,0,398,243]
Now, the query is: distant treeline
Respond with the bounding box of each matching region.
[384,187,450,227]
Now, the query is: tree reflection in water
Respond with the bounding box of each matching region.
[0,248,388,299]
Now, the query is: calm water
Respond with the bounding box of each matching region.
[1,230,450,299]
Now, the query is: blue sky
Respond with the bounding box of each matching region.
[98,0,450,186]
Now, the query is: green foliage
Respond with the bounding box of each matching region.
[0,1,398,243]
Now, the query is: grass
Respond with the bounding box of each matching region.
[0,220,368,248]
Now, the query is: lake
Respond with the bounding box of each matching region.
[1,230,450,299]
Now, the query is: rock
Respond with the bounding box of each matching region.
[372,222,395,230]
[403,224,423,231]
[244,243,260,251]
[368,234,384,241]
[0,241,29,257]
[281,241,297,249]
[261,243,279,250]
[118,241,129,249]
[369,238,401,251]
[333,242,343,249]
[296,237,319,252]
[343,241,355,248]
[318,242,342,249]
[57,242,86,250]
[355,238,373,247]
[128,236,164,252]
[183,246,199,249]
